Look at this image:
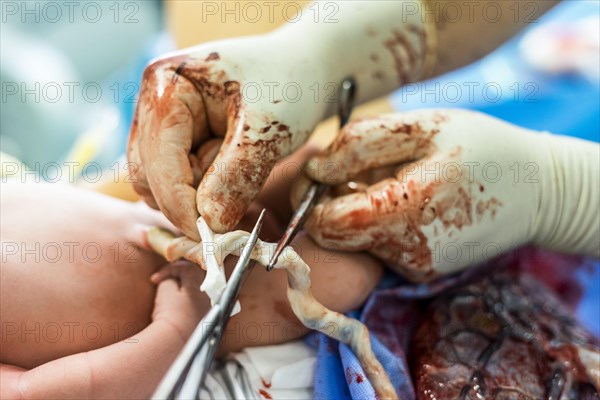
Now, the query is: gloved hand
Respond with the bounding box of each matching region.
[293,109,599,282]
[127,1,435,239]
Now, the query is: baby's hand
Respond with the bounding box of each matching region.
[150,261,209,342]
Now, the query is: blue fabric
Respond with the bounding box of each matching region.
[309,305,417,399]
[340,334,413,400]
[312,333,351,400]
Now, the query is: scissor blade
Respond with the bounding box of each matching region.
[266,77,356,271]
[151,305,221,399]
[266,183,327,271]
[152,210,266,399]
[218,208,264,311]
[338,77,356,127]
[175,343,210,400]
[187,209,265,394]
[192,209,265,391]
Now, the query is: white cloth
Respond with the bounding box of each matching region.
[200,340,316,399]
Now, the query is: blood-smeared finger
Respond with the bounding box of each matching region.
[127,107,157,207]
[200,81,232,138]
[137,59,209,240]
[190,138,223,187]
[257,142,321,223]
[305,114,440,185]
[304,174,432,256]
[303,184,391,252]
[182,52,235,138]
[197,133,281,233]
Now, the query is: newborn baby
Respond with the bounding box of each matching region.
[0,149,382,399]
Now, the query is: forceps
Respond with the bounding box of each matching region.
[152,210,266,400]
[265,77,357,271]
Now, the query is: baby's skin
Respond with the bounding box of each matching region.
[0,147,382,398]
[1,182,167,369]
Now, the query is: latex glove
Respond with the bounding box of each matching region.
[127,1,434,239]
[293,109,599,282]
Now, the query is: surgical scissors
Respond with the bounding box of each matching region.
[266,77,357,271]
[152,209,266,399]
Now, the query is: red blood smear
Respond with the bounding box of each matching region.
[261,378,272,388]
[513,247,586,309]
[345,367,353,384]
[258,389,272,399]
[345,368,365,384]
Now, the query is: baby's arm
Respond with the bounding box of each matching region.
[1,261,207,399]
[2,323,184,399]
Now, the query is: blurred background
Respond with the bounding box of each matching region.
[1,0,599,332]
[2,1,598,174]
[1,0,308,177]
